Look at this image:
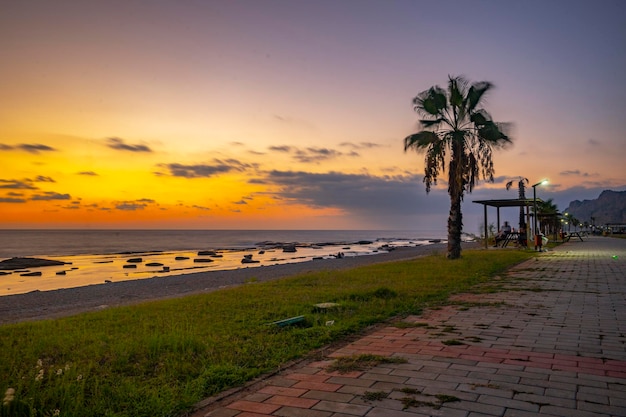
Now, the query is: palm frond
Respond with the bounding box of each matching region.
[403,131,439,151]
[419,118,446,128]
[465,81,493,112]
[413,86,447,116]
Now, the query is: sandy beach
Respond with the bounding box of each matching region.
[0,243,470,325]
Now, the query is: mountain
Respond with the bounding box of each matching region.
[565,190,626,225]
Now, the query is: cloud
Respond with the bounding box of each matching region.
[268,146,360,164]
[0,197,26,203]
[339,142,383,150]
[259,170,446,216]
[160,159,252,178]
[113,198,156,211]
[78,171,99,176]
[233,200,248,205]
[30,192,71,201]
[35,175,55,183]
[0,143,57,154]
[0,179,38,190]
[560,170,593,177]
[106,137,152,153]
[192,205,211,211]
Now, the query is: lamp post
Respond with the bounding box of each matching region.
[532,180,548,251]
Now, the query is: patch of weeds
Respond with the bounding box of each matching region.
[361,390,389,401]
[435,394,461,404]
[475,323,490,329]
[401,397,437,410]
[397,387,421,394]
[500,325,514,329]
[393,321,429,329]
[325,354,407,374]
[442,339,465,346]
[457,306,470,311]
[397,390,461,410]
[441,325,457,333]
[244,277,258,283]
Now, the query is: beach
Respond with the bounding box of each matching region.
[0,242,466,325]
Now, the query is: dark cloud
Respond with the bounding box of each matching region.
[115,202,147,211]
[78,171,99,176]
[233,200,248,205]
[269,146,292,153]
[260,170,444,216]
[106,137,152,153]
[35,175,55,183]
[160,159,251,178]
[18,144,57,154]
[0,143,57,154]
[30,192,71,201]
[587,138,601,146]
[560,170,592,177]
[0,197,26,203]
[192,205,211,211]
[0,179,38,190]
[268,146,359,163]
[113,198,156,211]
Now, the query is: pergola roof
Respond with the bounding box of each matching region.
[472,198,541,208]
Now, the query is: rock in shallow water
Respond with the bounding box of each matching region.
[0,257,67,270]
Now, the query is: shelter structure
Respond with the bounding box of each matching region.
[473,198,541,249]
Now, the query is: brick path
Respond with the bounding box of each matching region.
[200,236,626,416]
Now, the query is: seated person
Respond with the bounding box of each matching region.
[494,221,512,246]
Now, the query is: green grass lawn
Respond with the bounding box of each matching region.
[0,249,533,417]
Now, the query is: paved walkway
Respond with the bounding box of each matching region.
[199,236,626,417]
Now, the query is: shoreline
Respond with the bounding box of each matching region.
[0,243,471,325]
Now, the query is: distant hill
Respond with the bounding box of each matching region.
[565,190,626,225]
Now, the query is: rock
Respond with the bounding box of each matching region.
[56,271,67,275]
[175,256,190,261]
[123,264,137,269]
[126,258,143,263]
[194,258,214,263]
[241,257,260,264]
[358,240,373,245]
[145,262,164,267]
[282,245,297,253]
[0,257,67,270]
[20,271,42,277]
[198,250,217,256]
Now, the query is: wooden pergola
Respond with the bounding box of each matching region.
[473,198,542,248]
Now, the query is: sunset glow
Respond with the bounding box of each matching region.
[2,1,624,232]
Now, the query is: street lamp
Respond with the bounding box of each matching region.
[532,179,548,250]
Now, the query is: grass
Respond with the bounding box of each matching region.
[0,249,533,417]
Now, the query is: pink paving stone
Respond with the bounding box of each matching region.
[460,354,501,363]
[264,395,319,408]
[237,413,274,417]
[258,386,308,397]
[285,373,330,383]
[226,400,281,414]
[292,381,343,392]
[607,371,626,379]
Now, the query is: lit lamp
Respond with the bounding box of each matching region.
[532,179,548,251]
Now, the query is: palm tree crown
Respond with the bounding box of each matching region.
[404,75,512,259]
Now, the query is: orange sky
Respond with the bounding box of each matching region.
[1,1,624,232]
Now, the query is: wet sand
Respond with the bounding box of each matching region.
[0,243,471,325]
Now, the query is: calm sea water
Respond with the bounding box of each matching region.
[0,230,447,295]
[0,229,445,258]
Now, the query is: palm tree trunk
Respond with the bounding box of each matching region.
[447,190,463,259]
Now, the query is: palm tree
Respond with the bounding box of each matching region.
[537,198,559,238]
[506,177,528,230]
[404,75,512,259]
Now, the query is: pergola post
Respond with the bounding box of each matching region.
[483,204,488,249]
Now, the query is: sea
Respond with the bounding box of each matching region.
[0,229,447,296]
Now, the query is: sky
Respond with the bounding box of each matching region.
[1,0,625,233]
